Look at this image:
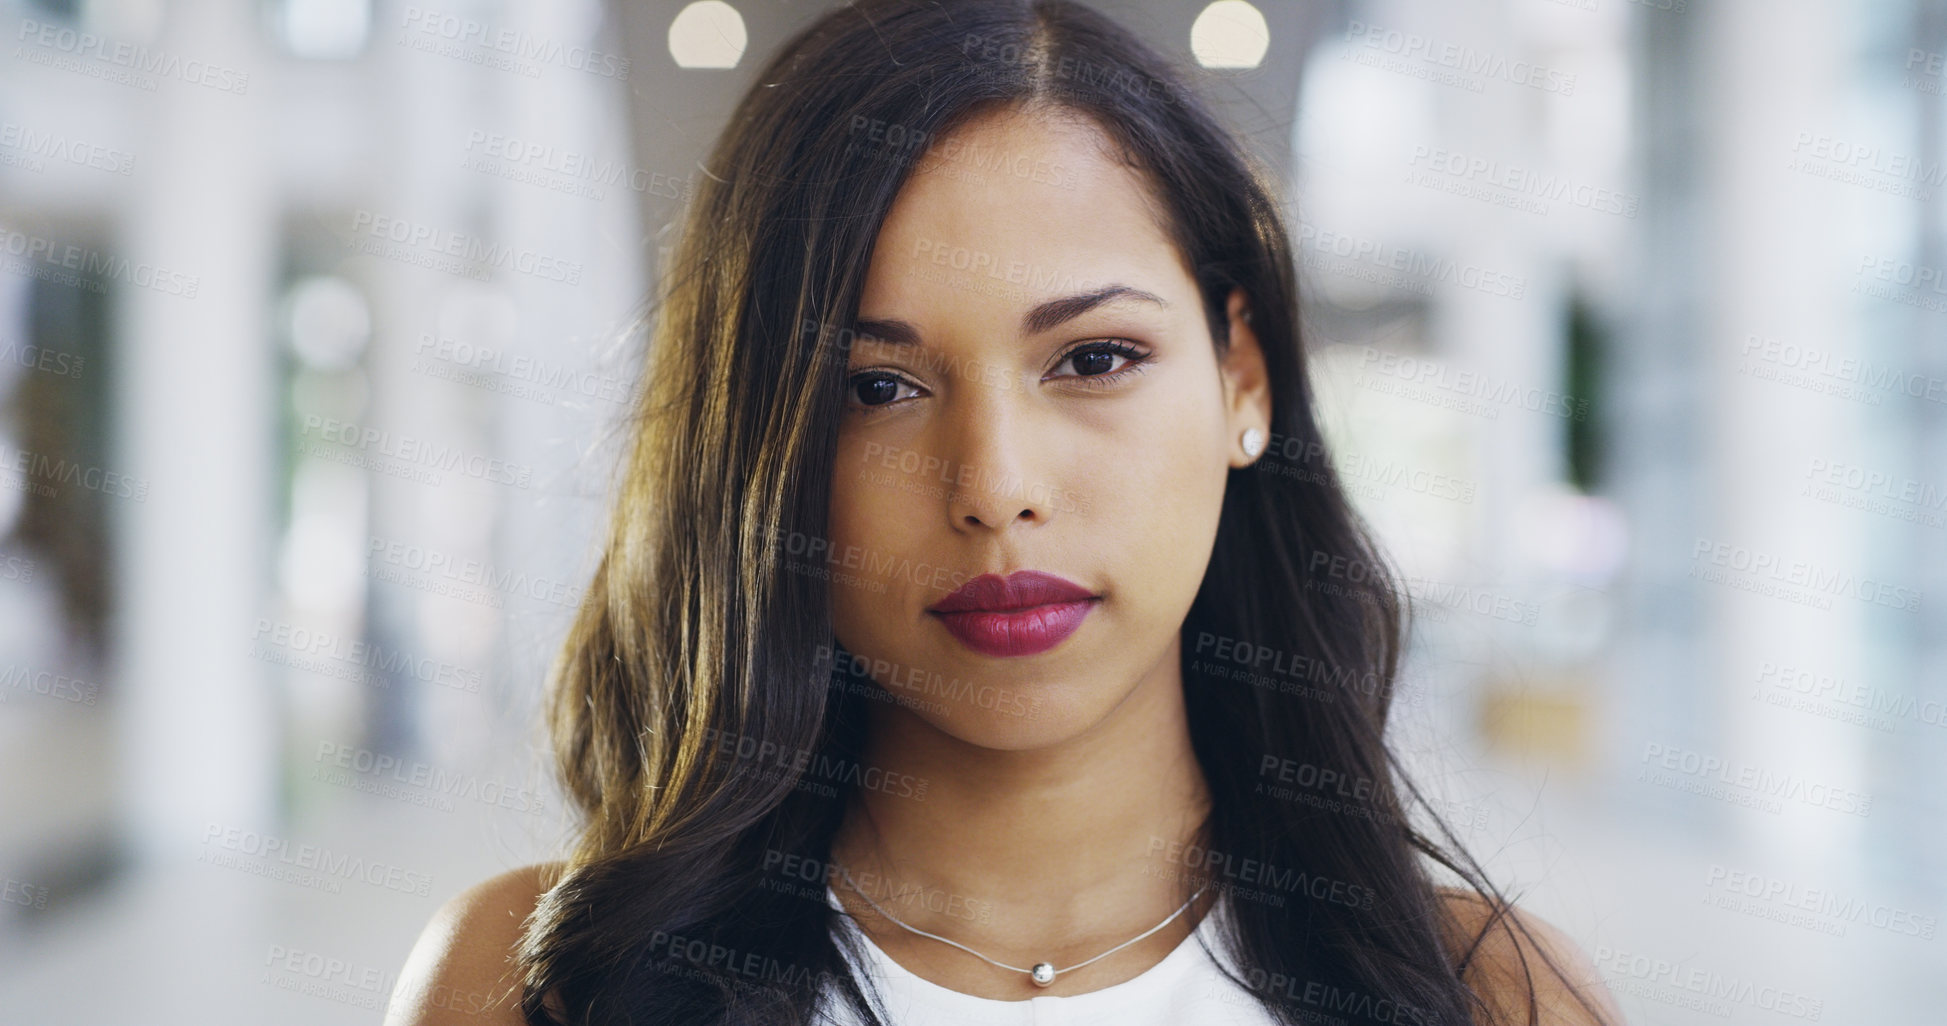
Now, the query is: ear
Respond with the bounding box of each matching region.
[1218,287,1273,468]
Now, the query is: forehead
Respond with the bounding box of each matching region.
[858,106,1191,327]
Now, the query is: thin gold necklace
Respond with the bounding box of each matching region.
[833,862,1211,988]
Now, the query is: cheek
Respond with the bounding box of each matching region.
[828,443,867,547]
[1088,368,1228,502]
[830,435,898,542]
[826,438,921,636]
[1075,393,1229,604]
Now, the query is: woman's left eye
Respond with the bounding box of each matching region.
[1047,340,1151,384]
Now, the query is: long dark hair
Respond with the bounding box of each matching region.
[516,2,1617,1024]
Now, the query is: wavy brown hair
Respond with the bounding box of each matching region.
[513,2,1622,1024]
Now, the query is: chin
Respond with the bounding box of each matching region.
[875,674,1119,751]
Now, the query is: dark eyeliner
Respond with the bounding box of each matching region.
[843,368,922,414]
[1051,339,1151,388]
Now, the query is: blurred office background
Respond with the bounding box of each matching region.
[1,0,1942,1021]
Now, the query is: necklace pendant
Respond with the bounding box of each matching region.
[1030,962,1057,987]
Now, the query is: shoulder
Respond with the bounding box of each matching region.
[383,862,567,1026]
[1433,886,1628,1026]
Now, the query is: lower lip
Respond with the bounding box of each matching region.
[930,599,1098,657]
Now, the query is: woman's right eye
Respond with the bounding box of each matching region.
[846,371,921,410]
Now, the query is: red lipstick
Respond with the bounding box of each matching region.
[927,570,1100,657]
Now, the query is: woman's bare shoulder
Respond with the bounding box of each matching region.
[382,861,568,1026]
[1433,886,1628,1026]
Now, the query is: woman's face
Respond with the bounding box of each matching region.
[827,105,1269,750]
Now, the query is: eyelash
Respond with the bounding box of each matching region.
[844,340,1152,413]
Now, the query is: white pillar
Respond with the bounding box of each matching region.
[1698,0,1866,861]
[112,0,278,864]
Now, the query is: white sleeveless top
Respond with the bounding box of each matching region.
[814,884,1283,1025]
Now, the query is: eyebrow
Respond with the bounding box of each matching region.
[851,284,1169,347]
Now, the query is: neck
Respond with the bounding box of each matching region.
[827,635,1214,957]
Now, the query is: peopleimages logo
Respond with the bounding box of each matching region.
[365,535,577,608]
[1344,20,1577,95]
[1740,332,1947,406]
[199,824,433,897]
[253,618,482,693]
[1296,223,1528,300]
[413,333,634,406]
[0,661,99,705]
[1753,660,1947,732]
[345,209,583,285]
[460,130,690,201]
[0,442,148,500]
[0,121,135,175]
[0,226,199,298]
[1405,145,1639,218]
[1789,132,1947,189]
[1639,741,1873,817]
[398,5,631,80]
[1704,864,1936,939]
[299,414,533,488]
[1689,536,1921,613]
[1357,346,1591,421]
[13,17,250,94]
[313,741,545,815]
[1592,945,1822,1021]
[1,876,48,911]
[261,944,398,1011]
[1145,836,1377,911]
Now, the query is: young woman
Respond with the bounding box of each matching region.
[385,1,1627,1023]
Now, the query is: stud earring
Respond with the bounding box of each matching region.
[1241,428,1264,459]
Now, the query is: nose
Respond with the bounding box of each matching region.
[939,386,1057,533]
[953,497,1037,531]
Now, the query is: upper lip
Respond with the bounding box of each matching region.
[928,570,1099,614]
